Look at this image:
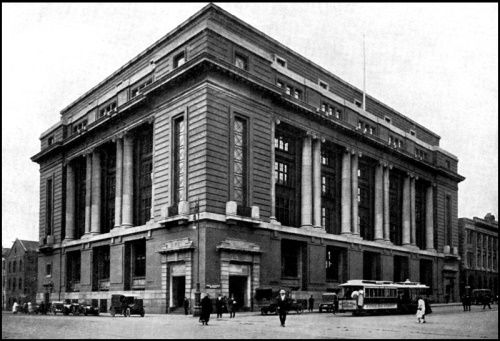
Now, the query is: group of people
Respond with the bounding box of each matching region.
[198,294,238,326]
[11,300,48,315]
[461,294,492,311]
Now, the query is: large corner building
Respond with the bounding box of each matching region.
[31,4,465,313]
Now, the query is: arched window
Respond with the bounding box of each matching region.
[13,260,16,273]
[18,278,22,290]
[19,260,22,270]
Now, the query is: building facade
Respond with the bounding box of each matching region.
[2,247,11,310]
[458,213,498,299]
[4,239,39,309]
[31,4,465,313]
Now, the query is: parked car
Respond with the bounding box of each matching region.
[110,295,145,317]
[319,293,336,313]
[260,299,303,315]
[288,299,304,314]
[472,289,492,305]
[80,301,100,316]
[260,302,278,315]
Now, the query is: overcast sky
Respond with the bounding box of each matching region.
[2,3,498,247]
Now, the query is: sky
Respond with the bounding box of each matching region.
[2,3,498,247]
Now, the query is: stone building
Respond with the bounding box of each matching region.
[4,239,39,309]
[2,247,11,310]
[458,213,498,299]
[31,4,465,313]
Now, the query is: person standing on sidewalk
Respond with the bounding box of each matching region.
[416,296,426,323]
[277,289,289,327]
[216,294,224,318]
[227,294,237,318]
[482,295,492,310]
[308,295,314,313]
[183,297,190,315]
[199,293,213,326]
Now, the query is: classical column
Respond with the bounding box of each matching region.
[410,176,416,246]
[374,163,384,240]
[122,134,134,227]
[64,162,75,240]
[341,149,351,234]
[425,185,435,251]
[383,166,391,242]
[402,174,411,245]
[84,153,92,235]
[270,120,277,223]
[351,152,359,235]
[301,135,313,227]
[90,150,101,234]
[312,137,322,228]
[114,138,123,228]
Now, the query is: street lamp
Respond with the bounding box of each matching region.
[193,197,201,317]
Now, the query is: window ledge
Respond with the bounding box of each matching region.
[225,201,261,224]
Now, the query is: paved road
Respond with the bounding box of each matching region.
[2,304,498,339]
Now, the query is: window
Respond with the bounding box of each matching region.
[47,136,54,146]
[466,252,473,268]
[46,263,52,277]
[410,129,416,136]
[66,251,81,292]
[275,135,289,152]
[45,178,53,236]
[8,262,10,273]
[72,119,87,135]
[321,142,342,234]
[445,195,452,246]
[285,85,291,95]
[415,148,428,161]
[358,120,377,136]
[173,116,186,204]
[319,80,329,90]
[233,117,248,205]
[130,76,153,98]
[276,79,284,88]
[384,116,392,124]
[279,81,303,101]
[7,278,10,291]
[388,135,403,149]
[100,144,116,233]
[275,55,287,68]
[13,260,16,273]
[415,180,427,249]
[134,124,153,226]
[73,157,87,239]
[234,52,248,70]
[18,278,22,290]
[326,246,347,282]
[19,260,22,271]
[133,240,146,278]
[320,102,342,120]
[173,51,186,68]
[281,240,299,278]
[354,99,362,108]
[275,162,289,186]
[98,100,117,118]
[358,159,375,240]
[92,246,110,291]
[293,89,302,100]
[445,160,451,169]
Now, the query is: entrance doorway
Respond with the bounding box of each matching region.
[172,276,185,308]
[229,276,247,311]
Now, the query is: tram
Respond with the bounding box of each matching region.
[338,279,429,315]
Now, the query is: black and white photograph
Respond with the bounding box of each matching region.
[2,2,498,339]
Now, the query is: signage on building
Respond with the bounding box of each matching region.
[205,284,221,289]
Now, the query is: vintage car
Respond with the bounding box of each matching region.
[319,293,338,313]
[110,295,145,317]
[80,301,100,316]
[260,299,303,315]
[50,301,73,315]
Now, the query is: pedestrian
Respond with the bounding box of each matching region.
[357,290,364,310]
[12,300,19,314]
[216,294,224,318]
[23,302,28,314]
[183,297,190,315]
[28,301,34,315]
[277,289,289,327]
[482,295,491,310]
[308,295,314,312]
[228,294,237,318]
[332,292,339,315]
[416,296,426,323]
[461,295,467,311]
[466,294,472,311]
[199,293,212,326]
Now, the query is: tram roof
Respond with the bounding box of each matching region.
[339,279,429,289]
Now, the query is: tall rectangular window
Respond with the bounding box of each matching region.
[321,142,341,234]
[234,52,248,70]
[173,51,186,68]
[326,246,347,282]
[173,116,186,204]
[358,159,375,240]
[100,143,116,233]
[66,251,81,292]
[45,178,53,236]
[389,170,404,245]
[415,180,426,249]
[281,240,300,278]
[92,246,110,291]
[233,117,247,206]
[275,124,301,227]
[134,124,153,226]
[74,157,87,239]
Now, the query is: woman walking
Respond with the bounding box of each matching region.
[416,296,426,323]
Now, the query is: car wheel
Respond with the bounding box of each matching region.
[125,308,131,317]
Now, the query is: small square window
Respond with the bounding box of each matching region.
[46,263,52,277]
[276,80,283,88]
[293,89,301,100]
[47,136,54,146]
[354,99,362,108]
[235,52,248,70]
[275,56,287,68]
[384,116,392,124]
[410,129,416,136]
[285,86,291,95]
[319,80,329,90]
[446,160,451,169]
[173,52,186,68]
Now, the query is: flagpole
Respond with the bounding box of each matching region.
[363,33,366,111]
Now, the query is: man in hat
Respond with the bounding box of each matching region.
[277,289,289,327]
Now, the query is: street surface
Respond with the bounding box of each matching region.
[2,304,498,339]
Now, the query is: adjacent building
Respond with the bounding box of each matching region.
[459,213,498,299]
[4,239,39,309]
[2,247,11,310]
[31,4,465,313]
